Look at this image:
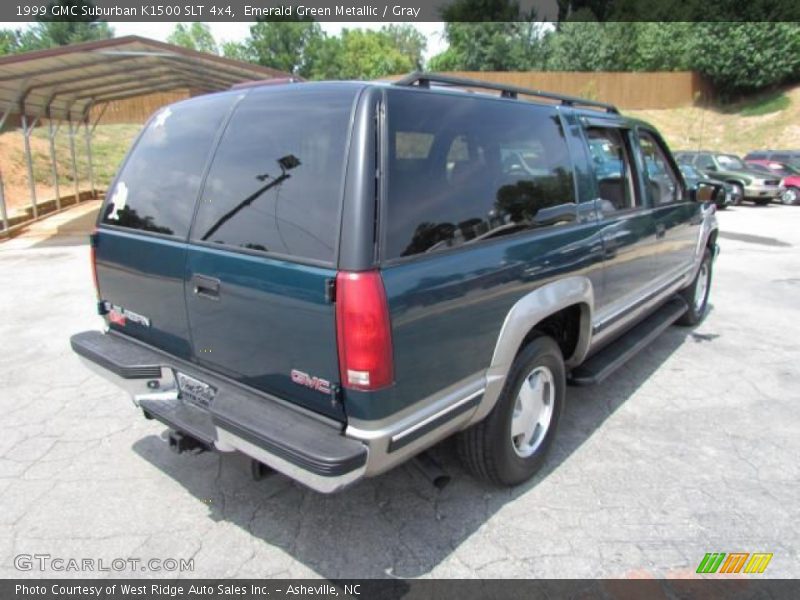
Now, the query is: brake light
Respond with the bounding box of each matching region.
[89,229,100,299]
[335,271,394,391]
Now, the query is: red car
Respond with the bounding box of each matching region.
[745,159,800,205]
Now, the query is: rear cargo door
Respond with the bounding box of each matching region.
[184,85,360,421]
[95,93,238,359]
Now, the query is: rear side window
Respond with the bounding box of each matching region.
[190,85,357,263]
[101,93,236,237]
[384,90,576,260]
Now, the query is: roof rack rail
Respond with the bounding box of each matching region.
[393,71,619,114]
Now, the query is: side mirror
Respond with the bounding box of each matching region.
[690,182,725,203]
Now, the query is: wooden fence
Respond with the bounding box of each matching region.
[90,90,191,124]
[88,72,713,124]
[393,71,713,110]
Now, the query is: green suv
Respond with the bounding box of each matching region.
[675,151,781,206]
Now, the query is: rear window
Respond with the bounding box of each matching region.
[384,89,576,260]
[101,93,237,237]
[190,85,357,263]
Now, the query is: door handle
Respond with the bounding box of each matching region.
[656,223,666,238]
[193,275,220,300]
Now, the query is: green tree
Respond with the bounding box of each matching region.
[0,0,113,54]
[167,23,218,54]
[306,27,423,80]
[246,17,323,75]
[430,0,545,71]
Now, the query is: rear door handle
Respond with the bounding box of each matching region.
[193,275,220,300]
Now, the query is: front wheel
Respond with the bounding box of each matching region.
[457,336,565,486]
[780,186,799,205]
[677,247,712,326]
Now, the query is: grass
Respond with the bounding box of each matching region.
[738,91,791,117]
[28,123,140,188]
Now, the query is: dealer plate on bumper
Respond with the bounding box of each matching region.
[175,371,216,409]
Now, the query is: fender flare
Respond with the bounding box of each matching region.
[466,276,594,426]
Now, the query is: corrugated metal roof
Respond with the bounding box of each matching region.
[0,35,289,123]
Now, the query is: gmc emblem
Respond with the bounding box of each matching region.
[290,369,332,394]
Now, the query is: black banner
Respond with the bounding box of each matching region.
[4,579,800,600]
[1,0,799,22]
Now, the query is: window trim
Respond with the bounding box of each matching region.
[377,88,580,266]
[636,127,685,207]
[584,123,645,218]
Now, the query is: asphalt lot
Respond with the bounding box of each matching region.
[0,201,798,579]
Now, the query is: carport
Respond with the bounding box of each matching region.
[0,35,289,235]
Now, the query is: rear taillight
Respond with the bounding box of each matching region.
[335,270,394,391]
[89,230,100,299]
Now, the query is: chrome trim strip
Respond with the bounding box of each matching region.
[389,388,484,450]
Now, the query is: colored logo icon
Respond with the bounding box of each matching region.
[696,552,773,574]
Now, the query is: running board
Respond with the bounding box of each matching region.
[569,297,688,386]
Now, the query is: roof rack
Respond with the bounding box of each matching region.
[393,71,619,114]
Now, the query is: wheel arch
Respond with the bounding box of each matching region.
[466,276,594,426]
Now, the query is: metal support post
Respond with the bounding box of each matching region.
[47,118,62,211]
[84,119,95,198]
[21,113,39,218]
[67,118,80,203]
[0,169,9,235]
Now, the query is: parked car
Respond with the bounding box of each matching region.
[71,73,719,493]
[678,164,738,208]
[744,150,800,170]
[674,151,781,205]
[745,159,800,205]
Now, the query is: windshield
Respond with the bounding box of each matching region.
[715,154,746,170]
[680,164,699,179]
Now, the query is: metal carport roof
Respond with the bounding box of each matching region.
[0,36,290,233]
[0,35,288,125]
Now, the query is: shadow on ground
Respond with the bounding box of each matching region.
[131,318,702,579]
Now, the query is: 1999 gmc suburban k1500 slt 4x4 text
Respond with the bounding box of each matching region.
[71,73,720,493]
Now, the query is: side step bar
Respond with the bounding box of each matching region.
[569,297,688,386]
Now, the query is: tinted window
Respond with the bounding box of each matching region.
[587,127,638,212]
[695,154,714,169]
[191,85,357,263]
[639,131,681,205]
[101,93,236,237]
[385,90,576,259]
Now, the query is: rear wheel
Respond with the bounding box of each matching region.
[677,247,712,326]
[457,336,565,486]
[780,186,799,205]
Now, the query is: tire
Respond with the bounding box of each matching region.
[457,336,565,486]
[780,186,799,205]
[676,247,713,326]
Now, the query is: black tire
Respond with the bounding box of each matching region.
[676,247,712,326]
[780,186,799,205]
[457,336,565,486]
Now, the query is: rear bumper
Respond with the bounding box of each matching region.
[743,183,781,198]
[70,330,368,493]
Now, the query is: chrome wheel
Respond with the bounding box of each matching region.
[781,188,798,205]
[511,366,555,458]
[694,261,710,313]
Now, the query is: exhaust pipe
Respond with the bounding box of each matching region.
[412,452,451,490]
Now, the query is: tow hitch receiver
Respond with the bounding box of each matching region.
[167,430,209,455]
